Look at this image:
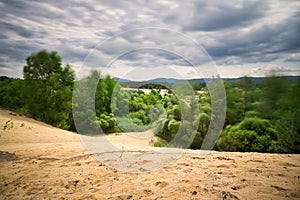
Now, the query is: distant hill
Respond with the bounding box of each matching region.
[114,76,299,85]
[146,78,184,84]
[113,77,131,83]
[224,76,299,84]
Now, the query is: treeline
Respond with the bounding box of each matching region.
[0,50,117,132]
[218,76,300,153]
[0,50,299,153]
[0,50,75,129]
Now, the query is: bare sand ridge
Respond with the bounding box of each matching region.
[0,109,299,199]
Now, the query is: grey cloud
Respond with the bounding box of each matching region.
[203,11,300,65]
[252,65,300,76]
[0,1,67,23]
[274,12,300,52]
[0,22,34,38]
[0,0,299,78]
[119,48,182,63]
[171,1,267,31]
[0,0,107,77]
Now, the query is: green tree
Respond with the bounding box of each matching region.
[22,50,74,129]
[261,76,288,119]
[95,74,117,116]
[237,76,257,112]
[225,86,245,125]
[73,70,101,134]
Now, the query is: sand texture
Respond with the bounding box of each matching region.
[0,109,299,199]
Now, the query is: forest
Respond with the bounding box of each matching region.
[0,50,299,153]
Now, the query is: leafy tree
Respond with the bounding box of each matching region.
[73,70,107,134]
[237,76,257,112]
[111,87,130,117]
[95,74,117,115]
[22,50,74,129]
[225,86,245,125]
[260,76,288,119]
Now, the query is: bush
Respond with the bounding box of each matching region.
[217,117,278,152]
[245,111,260,118]
[116,116,149,132]
[129,110,149,124]
[97,113,116,133]
[239,117,277,139]
[167,119,180,137]
[150,138,168,147]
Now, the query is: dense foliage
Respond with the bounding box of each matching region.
[0,50,299,153]
[217,76,300,153]
[22,50,75,129]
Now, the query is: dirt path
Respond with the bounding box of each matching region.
[0,109,299,199]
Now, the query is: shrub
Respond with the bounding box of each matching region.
[150,138,168,147]
[217,117,278,152]
[97,113,116,133]
[116,116,149,132]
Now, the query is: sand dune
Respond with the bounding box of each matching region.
[0,109,299,199]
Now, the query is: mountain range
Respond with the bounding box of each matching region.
[114,76,299,85]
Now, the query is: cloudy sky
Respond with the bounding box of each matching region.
[0,0,299,80]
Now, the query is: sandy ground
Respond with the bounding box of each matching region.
[0,109,299,200]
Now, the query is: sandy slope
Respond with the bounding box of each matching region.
[0,109,299,200]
